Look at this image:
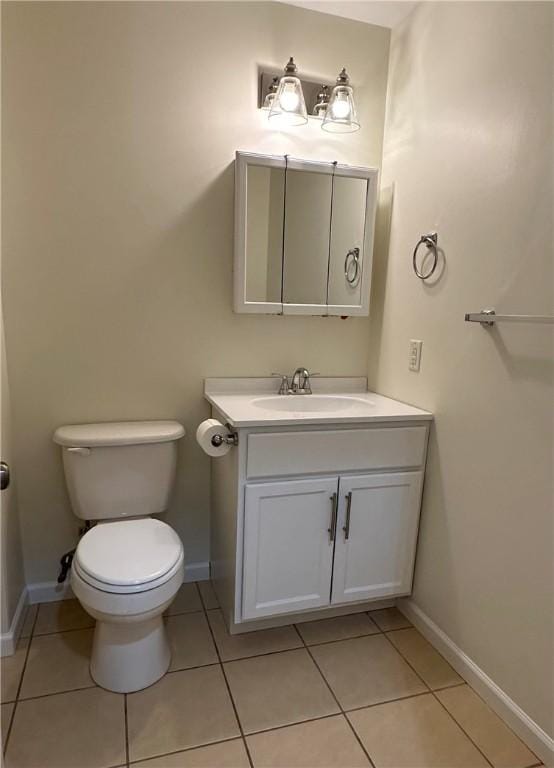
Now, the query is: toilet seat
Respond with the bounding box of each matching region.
[74,518,184,595]
[73,554,184,595]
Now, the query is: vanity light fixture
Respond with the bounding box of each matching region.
[268,57,308,127]
[312,85,330,118]
[259,62,360,132]
[322,68,360,133]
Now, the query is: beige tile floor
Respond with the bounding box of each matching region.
[1,582,541,768]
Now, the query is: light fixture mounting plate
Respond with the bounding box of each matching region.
[259,69,334,116]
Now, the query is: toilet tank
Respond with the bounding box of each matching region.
[53,421,185,521]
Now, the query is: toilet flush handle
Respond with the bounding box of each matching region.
[66,447,91,456]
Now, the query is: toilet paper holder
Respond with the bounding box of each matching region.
[211,424,239,448]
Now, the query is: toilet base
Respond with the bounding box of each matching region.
[90,615,170,693]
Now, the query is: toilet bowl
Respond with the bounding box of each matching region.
[71,518,184,693]
[53,420,186,693]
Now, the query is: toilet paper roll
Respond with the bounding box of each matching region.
[196,419,232,457]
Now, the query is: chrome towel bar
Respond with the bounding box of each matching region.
[465,309,554,327]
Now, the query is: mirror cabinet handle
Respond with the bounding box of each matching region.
[344,247,361,286]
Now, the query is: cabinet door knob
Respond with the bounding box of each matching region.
[328,493,338,542]
[343,491,353,540]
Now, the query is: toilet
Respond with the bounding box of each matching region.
[53,420,186,694]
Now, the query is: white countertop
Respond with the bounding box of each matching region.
[204,377,433,428]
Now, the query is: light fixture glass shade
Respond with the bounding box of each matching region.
[262,77,279,110]
[263,92,276,110]
[262,93,275,109]
[322,69,360,133]
[268,58,308,127]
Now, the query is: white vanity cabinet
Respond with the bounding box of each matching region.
[206,384,432,635]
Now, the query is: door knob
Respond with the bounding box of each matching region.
[0,461,10,491]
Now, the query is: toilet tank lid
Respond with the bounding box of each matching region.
[53,420,185,447]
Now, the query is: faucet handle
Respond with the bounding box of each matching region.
[271,373,289,395]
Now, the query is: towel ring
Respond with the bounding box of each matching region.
[413,232,438,280]
[344,247,361,286]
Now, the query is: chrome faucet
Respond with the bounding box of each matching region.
[290,367,312,394]
[272,368,319,394]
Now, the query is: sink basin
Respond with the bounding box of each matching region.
[252,395,372,413]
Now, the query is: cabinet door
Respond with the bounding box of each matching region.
[242,477,338,620]
[331,472,423,605]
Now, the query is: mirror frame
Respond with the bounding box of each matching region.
[234,151,379,316]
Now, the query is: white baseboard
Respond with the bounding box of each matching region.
[1,588,28,656]
[183,561,210,582]
[398,598,554,768]
[28,580,74,604]
[25,561,210,606]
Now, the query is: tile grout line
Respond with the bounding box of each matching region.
[31,623,96,638]
[380,628,496,768]
[124,693,130,768]
[292,623,377,768]
[292,629,381,649]
[3,601,41,754]
[431,690,496,768]
[197,583,255,768]
[31,608,204,639]
[365,609,412,635]
[432,680,468,692]
[431,682,541,768]
[432,677,542,765]
[15,682,99,704]
[242,710,349,739]
[343,689,432,715]
[126,736,248,767]
[160,607,205,619]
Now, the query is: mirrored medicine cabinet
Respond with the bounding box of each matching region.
[234,151,379,316]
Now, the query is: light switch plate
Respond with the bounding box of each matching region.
[409,339,423,372]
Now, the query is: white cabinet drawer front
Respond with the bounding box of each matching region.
[242,478,337,620]
[247,427,427,478]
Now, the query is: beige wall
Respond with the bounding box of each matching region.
[369,1,553,736]
[2,1,390,583]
